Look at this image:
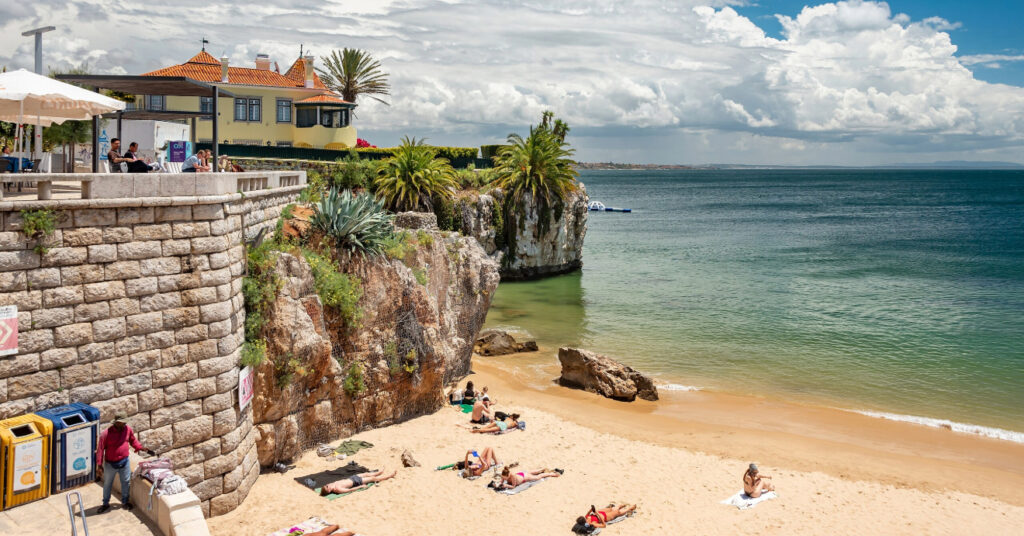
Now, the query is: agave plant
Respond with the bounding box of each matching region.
[374,136,458,212]
[311,188,395,256]
[492,118,578,208]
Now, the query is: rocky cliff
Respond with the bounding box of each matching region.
[252,218,499,465]
[455,185,588,280]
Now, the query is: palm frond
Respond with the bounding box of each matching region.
[317,48,391,106]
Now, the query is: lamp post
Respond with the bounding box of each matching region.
[22,26,55,162]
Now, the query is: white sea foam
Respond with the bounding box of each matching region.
[850,410,1024,444]
[660,383,702,392]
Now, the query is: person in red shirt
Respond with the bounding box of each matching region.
[96,414,155,513]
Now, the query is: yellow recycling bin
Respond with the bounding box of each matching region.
[0,414,53,511]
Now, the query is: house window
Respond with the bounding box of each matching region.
[234,98,247,121]
[296,108,317,128]
[248,98,261,122]
[276,99,292,123]
[320,110,333,127]
[200,96,213,114]
[145,95,165,111]
[339,109,350,128]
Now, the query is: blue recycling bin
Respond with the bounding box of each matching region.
[35,403,100,493]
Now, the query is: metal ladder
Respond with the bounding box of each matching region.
[66,491,91,536]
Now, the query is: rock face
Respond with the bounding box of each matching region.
[252,227,500,466]
[557,347,659,402]
[474,329,539,356]
[455,185,588,280]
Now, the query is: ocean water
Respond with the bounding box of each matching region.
[484,169,1024,436]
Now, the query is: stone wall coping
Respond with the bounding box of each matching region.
[0,184,306,211]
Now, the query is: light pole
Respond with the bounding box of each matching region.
[22,26,55,161]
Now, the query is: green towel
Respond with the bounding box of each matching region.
[314,482,375,500]
[334,440,374,455]
[460,404,474,413]
[436,463,456,471]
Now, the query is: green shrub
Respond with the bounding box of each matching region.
[343,362,366,396]
[432,195,460,233]
[491,200,506,251]
[374,137,457,212]
[299,170,328,203]
[240,340,267,368]
[311,188,394,257]
[331,151,379,190]
[415,230,434,248]
[402,348,418,373]
[303,249,363,329]
[412,266,428,286]
[242,241,283,340]
[20,209,57,255]
[480,144,509,160]
[356,146,477,163]
[381,231,414,260]
[275,353,306,389]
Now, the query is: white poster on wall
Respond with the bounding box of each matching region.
[239,366,254,411]
[64,428,92,478]
[13,439,43,492]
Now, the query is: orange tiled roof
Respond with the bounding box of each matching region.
[283,58,328,90]
[295,94,352,105]
[141,51,331,90]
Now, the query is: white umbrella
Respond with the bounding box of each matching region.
[0,69,125,124]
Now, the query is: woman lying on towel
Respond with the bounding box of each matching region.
[319,469,397,496]
[471,413,520,433]
[576,503,637,529]
[499,465,562,488]
[302,526,355,536]
[743,463,774,498]
[457,447,499,478]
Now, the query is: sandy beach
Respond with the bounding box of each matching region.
[209,353,1024,536]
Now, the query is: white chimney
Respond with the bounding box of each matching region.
[255,53,271,71]
[220,56,230,83]
[303,54,315,88]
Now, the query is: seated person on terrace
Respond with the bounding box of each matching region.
[182,149,211,173]
[1,146,13,172]
[106,138,135,172]
[124,142,159,173]
[458,447,499,478]
[319,469,397,496]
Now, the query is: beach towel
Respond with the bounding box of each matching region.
[490,477,547,495]
[334,439,374,456]
[721,490,778,510]
[492,421,526,435]
[267,516,364,536]
[295,461,370,490]
[460,404,474,413]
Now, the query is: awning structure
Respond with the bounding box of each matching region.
[100,110,210,121]
[53,74,234,172]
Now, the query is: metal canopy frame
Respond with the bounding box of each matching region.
[54,75,233,173]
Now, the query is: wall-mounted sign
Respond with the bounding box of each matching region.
[239,366,254,410]
[169,141,188,163]
[0,305,17,357]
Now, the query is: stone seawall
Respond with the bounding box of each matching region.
[0,186,301,517]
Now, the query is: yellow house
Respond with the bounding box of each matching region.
[137,50,357,149]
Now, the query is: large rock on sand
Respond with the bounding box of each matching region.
[474,329,539,356]
[557,347,659,402]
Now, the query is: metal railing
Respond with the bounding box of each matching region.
[66,491,91,536]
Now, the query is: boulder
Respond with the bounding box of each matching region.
[401,450,421,468]
[557,347,658,402]
[473,329,539,356]
[394,211,439,230]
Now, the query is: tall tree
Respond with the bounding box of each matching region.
[317,49,391,105]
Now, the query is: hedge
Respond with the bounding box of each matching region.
[480,145,510,160]
[354,146,479,162]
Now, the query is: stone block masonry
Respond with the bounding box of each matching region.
[0,184,302,517]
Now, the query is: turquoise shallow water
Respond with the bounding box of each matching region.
[485,169,1024,433]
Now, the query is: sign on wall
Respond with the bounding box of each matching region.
[169,141,189,163]
[13,438,43,492]
[239,366,254,410]
[64,428,92,478]
[0,305,17,357]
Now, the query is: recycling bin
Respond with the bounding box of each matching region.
[35,403,100,494]
[0,414,52,510]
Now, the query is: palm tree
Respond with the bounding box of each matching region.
[374,137,457,212]
[317,49,391,105]
[492,116,579,210]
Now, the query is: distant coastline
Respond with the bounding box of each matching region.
[575,162,715,170]
[577,160,1024,170]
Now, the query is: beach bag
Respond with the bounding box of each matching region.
[133,458,178,510]
[156,474,188,496]
[494,411,508,421]
[571,522,597,534]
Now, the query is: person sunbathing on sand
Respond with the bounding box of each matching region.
[458,447,499,477]
[471,413,519,433]
[578,503,637,529]
[499,465,561,488]
[319,469,397,495]
[470,399,493,424]
[743,463,774,497]
[303,526,355,536]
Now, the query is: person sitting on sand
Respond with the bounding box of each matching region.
[471,413,519,433]
[499,465,562,488]
[480,386,491,402]
[577,503,637,529]
[743,463,774,497]
[457,447,499,478]
[470,399,493,424]
[462,381,477,405]
[319,469,397,496]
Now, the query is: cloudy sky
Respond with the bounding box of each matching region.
[2,0,1023,165]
